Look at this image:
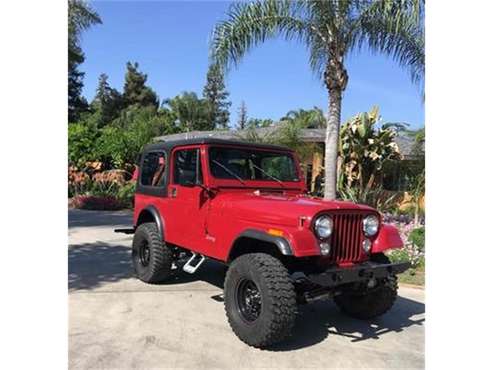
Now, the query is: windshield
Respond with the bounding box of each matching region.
[209,146,299,182]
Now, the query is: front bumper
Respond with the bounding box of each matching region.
[306,261,410,288]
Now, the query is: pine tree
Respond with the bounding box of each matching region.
[122,62,159,109]
[68,0,101,123]
[202,64,231,129]
[237,101,248,129]
[91,73,123,127]
[68,50,88,123]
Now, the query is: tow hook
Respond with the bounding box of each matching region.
[367,278,377,288]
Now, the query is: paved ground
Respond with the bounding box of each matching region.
[69,209,425,369]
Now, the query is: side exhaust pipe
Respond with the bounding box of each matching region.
[303,289,334,304]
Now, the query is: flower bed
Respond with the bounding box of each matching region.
[69,167,136,210]
[71,195,125,211]
[383,213,425,285]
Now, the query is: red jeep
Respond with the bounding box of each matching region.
[122,138,409,348]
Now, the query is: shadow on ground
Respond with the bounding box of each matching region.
[69,242,133,290]
[269,295,424,351]
[68,242,226,291]
[69,242,424,350]
[68,209,132,229]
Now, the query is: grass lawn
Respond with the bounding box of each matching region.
[398,267,425,286]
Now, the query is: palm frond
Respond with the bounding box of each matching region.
[210,0,311,70]
[68,0,102,52]
[308,34,330,80]
[68,0,102,39]
[354,0,424,87]
[210,0,424,92]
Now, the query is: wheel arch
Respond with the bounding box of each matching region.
[135,206,165,241]
[227,229,293,263]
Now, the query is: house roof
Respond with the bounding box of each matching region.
[154,127,417,158]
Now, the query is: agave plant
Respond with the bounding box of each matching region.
[338,174,398,213]
[338,106,401,192]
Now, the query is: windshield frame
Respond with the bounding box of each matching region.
[206,144,303,188]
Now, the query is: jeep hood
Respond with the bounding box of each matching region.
[219,192,375,228]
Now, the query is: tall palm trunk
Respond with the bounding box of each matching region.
[323,56,348,200]
[323,89,342,199]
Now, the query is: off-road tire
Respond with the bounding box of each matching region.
[224,253,297,348]
[334,254,398,319]
[132,222,172,283]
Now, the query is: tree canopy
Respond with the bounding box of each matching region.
[162,92,213,132]
[281,107,325,129]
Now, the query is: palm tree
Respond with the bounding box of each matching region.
[162,92,212,132]
[68,0,101,54]
[281,107,325,128]
[210,0,424,199]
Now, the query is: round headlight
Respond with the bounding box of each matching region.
[363,215,379,236]
[314,216,333,239]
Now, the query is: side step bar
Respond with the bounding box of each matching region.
[114,228,135,235]
[183,253,206,274]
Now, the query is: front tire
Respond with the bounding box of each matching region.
[224,253,297,348]
[334,254,398,319]
[132,222,172,283]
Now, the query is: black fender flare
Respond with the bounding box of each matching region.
[136,205,165,241]
[232,229,293,256]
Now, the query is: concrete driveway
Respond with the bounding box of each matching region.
[69,209,425,369]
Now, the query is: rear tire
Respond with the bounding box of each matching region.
[334,254,398,319]
[224,253,297,348]
[132,222,172,283]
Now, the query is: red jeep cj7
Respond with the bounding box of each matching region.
[117,138,409,348]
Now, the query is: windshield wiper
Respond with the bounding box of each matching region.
[211,160,247,185]
[250,163,285,187]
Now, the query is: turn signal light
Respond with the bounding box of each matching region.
[267,229,284,237]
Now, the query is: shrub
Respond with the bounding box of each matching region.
[90,178,121,198]
[408,226,425,252]
[72,195,124,210]
[338,179,399,213]
[94,126,132,168]
[117,181,136,208]
[384,218,425,269]
[68,123,98,167]
[388,248,410,264]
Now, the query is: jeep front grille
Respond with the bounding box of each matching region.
[329,212,367,263]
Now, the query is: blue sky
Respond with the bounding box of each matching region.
[81,0,424,129]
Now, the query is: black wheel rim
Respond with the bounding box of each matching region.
[139,241,150,267]
[236,279,262,323]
